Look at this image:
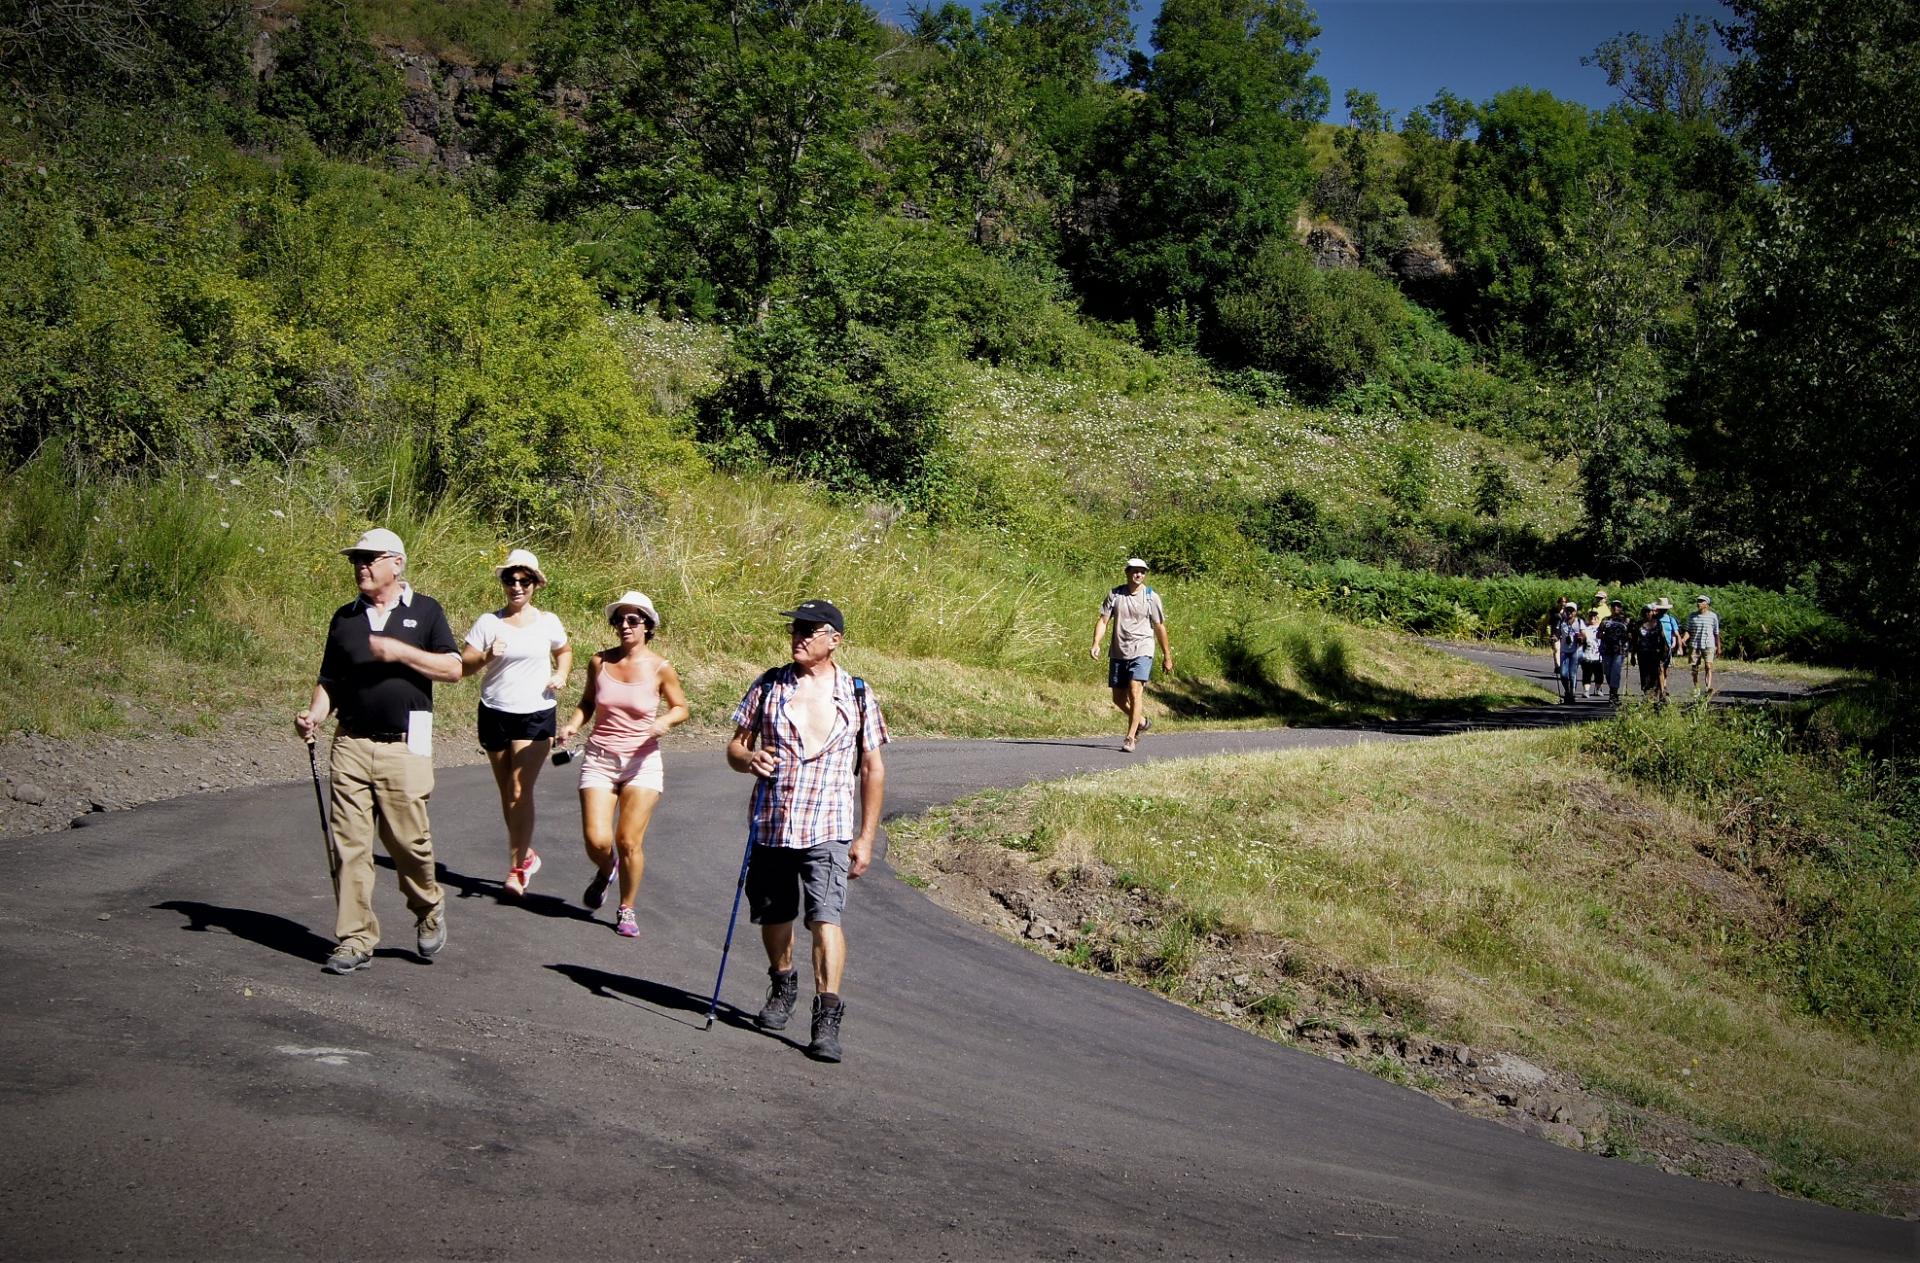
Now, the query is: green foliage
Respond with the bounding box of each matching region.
[0,0,253,102]
[1216,239,1410,399]
[1701,0,1920,659]
[512,0,884,317]
[260,5,405,157]
[1594,698,1920,1045]
[1073,0,1326,324]
[0,126,699,522]
[1135,510,1254,579]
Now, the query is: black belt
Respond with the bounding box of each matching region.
[341,726,406,743]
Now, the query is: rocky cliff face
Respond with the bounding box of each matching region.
[249,20,518,174]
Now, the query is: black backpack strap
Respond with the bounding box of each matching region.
[853,677,867,777]
[747,667,781,750]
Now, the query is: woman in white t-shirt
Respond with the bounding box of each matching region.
[460,548,571,897]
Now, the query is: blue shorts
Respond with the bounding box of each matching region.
[1109,656,1153,688]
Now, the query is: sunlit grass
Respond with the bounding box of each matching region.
[890,730,1920,1211]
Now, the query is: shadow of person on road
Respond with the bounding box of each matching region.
[367,855,598,923]
[152,899,335,964]
[545,962,801,1047]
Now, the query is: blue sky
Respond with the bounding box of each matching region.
[1307,1,1733,124]
[875,1,1735,126]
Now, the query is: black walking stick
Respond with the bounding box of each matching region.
[703,834,756,1030]
[306,738,341,896]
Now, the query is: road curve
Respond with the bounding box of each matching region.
[1,704,1907,1260]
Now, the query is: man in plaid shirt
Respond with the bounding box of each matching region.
[726,599,888,1062]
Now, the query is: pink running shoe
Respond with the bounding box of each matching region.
[505,850,542,897]
[615,906,639,938]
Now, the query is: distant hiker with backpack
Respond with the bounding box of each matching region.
[726,600,889,1063]
[1597,600,1632,704]
[555,591,690,939]
[1579,608,1605,700]
[1630,605,1671,703]
[1682,594,1723,696]
[1656,598,1681,694]
[1090,558,1173,751]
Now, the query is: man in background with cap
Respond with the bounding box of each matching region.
[294,528,462,975]
[726,598,888,1062]
[1091,558,1173,752]
[1681,595,1723,696]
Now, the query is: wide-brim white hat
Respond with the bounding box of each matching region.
[494,548,547,585]
[603,590,661,629]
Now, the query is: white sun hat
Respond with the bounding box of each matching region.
[603,590,661,628]
[340,527,406,560]
[494,548,547,585]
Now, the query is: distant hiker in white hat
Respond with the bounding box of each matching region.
[1090,558,1173,750]
[460,548,572,898]
[556,591,689,939]
[294,528,461,976]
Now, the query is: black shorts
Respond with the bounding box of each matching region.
[1580,659,1603,685]
[477,703,557,752]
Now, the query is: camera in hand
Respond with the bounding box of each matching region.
[551,746,577,766]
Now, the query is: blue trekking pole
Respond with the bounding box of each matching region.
[704,835,755,1030]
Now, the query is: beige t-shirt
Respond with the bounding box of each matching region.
[1100,586,1166,660]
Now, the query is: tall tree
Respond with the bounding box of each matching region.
[1707,0,1920,644]
[1073,0,1326,329]
[513,0,884,318]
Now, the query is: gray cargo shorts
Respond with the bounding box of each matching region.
[746,840,850,927]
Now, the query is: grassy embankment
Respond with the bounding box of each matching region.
[1,320,1552,742]
[889,699,1920,1214]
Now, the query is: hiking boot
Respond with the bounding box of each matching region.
[756,968,800,1031]
[807,994,844,1063]
[324,944,372,975]
[416,906,446,959]
[583,859,616,910]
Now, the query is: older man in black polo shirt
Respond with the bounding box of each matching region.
[294,528,462,975]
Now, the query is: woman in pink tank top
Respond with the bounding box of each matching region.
[556,591,689,939]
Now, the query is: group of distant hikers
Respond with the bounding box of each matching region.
[291,530,1167,1064]
[1542,587,1724,706]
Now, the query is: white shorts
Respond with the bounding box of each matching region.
[578,741,663,792]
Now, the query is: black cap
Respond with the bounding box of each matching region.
[778,599,845,634]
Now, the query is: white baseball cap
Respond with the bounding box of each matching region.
[1695,594,1712,604]
[603,590,661,628]
[1125,557,1149,571]
[494,548,547,585]
[341,527,406,560]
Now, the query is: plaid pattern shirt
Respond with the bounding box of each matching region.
[731,664,888,849]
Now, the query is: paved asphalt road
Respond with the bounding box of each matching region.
[3,654,1908,1261]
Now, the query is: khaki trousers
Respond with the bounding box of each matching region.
[328,734,442,952]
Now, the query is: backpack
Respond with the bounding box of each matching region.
[748,667,870,775]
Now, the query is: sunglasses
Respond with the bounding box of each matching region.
[611,612,650,629]
[790,622,834,640]
[502,574,535,588]
[347,552,392,567]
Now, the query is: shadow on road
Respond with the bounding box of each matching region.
[152,899,334,965]
[544,963,799,1046]
[365,856,599,923]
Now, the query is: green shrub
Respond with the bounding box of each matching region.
[1216,238,1415,401]
[1593,700,1920,1045]
[260,6,405,157]
[697,313,951,499]
[1134,511,1256,580]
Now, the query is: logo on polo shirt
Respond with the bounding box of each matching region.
[403,618,417,628]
